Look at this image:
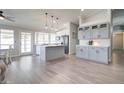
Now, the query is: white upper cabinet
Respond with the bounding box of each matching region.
[78,23,110,40]
[78,26,91,40]
[98,23,110,39]
[91,25,99,39]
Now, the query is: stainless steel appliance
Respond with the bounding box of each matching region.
[61,35,69,54]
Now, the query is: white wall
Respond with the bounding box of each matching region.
[56,23,70,36]
[56,22,78,55]
[80,10,110,26]
[0,24,35,57]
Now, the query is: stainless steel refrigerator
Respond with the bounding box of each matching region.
[61,35,69,54]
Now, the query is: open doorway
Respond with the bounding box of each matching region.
[112,9,124,64]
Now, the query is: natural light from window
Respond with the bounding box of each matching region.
[0,29,14,49]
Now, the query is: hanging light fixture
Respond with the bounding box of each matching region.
[45,12,48,30]
[51,16,54,30]
[43,12,60,31]
[55,17,59,31]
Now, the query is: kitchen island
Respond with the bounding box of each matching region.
[35,45,65,61]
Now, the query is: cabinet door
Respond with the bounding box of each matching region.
[88,47,96,61]
[76,46,82,58]
[100,30,109,39]
[78,31,91,40]
[85,31,91,39]
[82,47,88,59]
[77,46,88,59]
[92,30,99,39]
[96,47,108,64]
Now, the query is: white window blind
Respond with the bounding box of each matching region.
[35,32,49,44]
[0,29,14,49]
[35,32,56,44]
[21,32,31,53]
[50,34,56,44]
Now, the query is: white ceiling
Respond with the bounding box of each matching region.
[0,9,106,31]
[0,9,81,31]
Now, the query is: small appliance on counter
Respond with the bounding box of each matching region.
[88,40,93,45]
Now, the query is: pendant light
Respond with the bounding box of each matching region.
[55,17,59,31]
[51,16,54,30]
[45,12,48,30]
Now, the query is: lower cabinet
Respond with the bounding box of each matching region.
[76,46,88,59]
[96,47,108,64]
[76,45,109,64]
[76,46,82,58]
[88,47,96,61]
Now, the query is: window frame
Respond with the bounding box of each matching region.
[0,29,14,50]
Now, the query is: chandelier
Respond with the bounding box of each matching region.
[44,12,59,31]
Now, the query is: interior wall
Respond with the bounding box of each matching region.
[80,10,110,26]
[0,24,35,57]
[113,10,124,25]
[56,22,78,55]
[112,10,124,50]
[69,23,78,54]
[56,23,70,36]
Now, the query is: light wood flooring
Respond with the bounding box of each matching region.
[5,50,124,84]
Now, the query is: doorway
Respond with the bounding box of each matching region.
[20,32,32,55]
[112,9,124,64]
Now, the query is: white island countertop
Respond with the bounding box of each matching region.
[42,45,64,48]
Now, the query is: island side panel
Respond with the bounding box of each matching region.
[40,46,46,61]
[46,46,65,61]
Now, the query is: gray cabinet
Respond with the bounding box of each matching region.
[76,46,82,58]
[88,47,97,61]
[89,47,109,64]
[78,31,91,40]
[96,47,108,64]
[76,46,88,59]
[76,45,109,64]
[78,23,110,40]
[78,26,91,40]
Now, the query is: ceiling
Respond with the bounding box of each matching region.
[0,9,81,31]
[0,9,106,31]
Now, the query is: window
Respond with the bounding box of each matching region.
[35,32,56,44]
[35,32,49,44]
[0,29,14,49]
[21,32,31,53]
[50,34,56,44]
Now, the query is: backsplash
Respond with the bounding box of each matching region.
[79,39,110,47]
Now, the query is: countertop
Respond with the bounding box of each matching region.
[76,45,110,48]
[35,44,64,48]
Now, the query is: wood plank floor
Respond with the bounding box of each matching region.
[5,50,124,84]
